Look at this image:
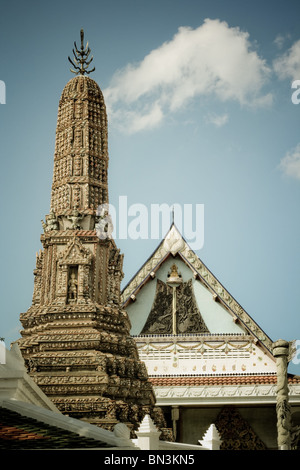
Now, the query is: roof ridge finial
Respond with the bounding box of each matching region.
[68,29,95,75]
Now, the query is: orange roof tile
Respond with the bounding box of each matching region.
[0,407,111,450]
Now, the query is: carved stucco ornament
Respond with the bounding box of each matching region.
[163,225,185,255]
[59,237,92,265]
[41,211,59,232]
[141,265,209,335]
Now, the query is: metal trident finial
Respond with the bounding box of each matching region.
[68,29,95,75]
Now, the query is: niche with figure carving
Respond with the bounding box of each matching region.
[67,266,78,303]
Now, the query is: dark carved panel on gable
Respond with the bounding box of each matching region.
[215,407,267,450]
[140,279,209,335]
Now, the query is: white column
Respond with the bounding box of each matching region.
[273,339,292,450]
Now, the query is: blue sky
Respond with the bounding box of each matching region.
[0,0,299,373]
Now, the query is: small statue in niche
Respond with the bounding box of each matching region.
[67,208,83,229]
[68,271,78,302]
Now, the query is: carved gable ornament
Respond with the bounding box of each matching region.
[215,407,267,450]
[141,265,210,335]
[122,223,273,353]
[59,237,92,266]
[163,225,185,256]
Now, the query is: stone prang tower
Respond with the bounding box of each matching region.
[19,30,169,437]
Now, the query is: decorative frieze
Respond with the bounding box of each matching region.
[154,382,278,403]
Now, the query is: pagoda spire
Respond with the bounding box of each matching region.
[49,31,108,226]
[18,32,170,439]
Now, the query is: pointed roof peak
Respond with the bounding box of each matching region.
[121,224,273,353]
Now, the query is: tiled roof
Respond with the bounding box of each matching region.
[149,374,300,387]
[0,406,111,450]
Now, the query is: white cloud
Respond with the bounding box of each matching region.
[111,101,164,134]
[273,39,300,81]
[104,19,272,133]
[205,113,229,127]
[279,144,300,180]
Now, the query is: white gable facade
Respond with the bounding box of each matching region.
[121,225,300,449]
